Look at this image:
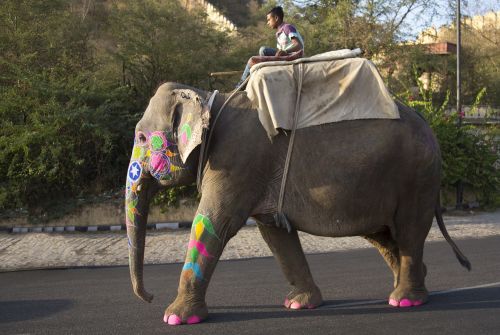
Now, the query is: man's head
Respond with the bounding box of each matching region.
[266,6,284,29]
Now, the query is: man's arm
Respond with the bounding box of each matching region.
[275,37,302,56]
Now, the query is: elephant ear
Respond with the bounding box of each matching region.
[173,89,210,164]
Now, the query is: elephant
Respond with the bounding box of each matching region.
[124,81,470,326]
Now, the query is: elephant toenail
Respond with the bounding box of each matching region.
[388,298,399,307]
[290,301,302,309]
[412,300,423,306]
[166,314,182,325]
[399,299,412,307]
[284,298,291,308]
[187,315,202,324]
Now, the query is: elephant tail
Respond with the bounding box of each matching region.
[435,196,472,271]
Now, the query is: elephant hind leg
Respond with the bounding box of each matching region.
[364,228,428,303]
[388,242,428,307]
[255,215,323,310]
[363,229,400,288]
[388,199,434,307]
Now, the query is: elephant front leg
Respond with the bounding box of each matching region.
[164,212,244,325]
[256,218,323,310]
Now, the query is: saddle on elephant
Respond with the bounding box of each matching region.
[245,49,400,139]
[248,49,304,68]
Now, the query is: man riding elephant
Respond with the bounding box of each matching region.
[237,6,305,87]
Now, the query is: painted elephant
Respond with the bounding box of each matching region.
[124,82,470,326]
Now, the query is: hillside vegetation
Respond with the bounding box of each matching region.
[0,0,498,220]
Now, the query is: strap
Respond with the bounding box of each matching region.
[196,83,248,192]
[275,63,304,233]
[196,90,218,192]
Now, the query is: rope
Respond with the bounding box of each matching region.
[196,78,249,192]
[197,90,218,192]
[275,63,304,233]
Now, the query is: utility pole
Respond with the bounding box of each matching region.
[456,0,464,209]
[457,0,462,126]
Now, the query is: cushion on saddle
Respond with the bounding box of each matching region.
[249,50,304,67]
[245,49,400,139]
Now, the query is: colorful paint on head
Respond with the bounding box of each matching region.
[150,131,169,151]
[169,164,183,173]
[132,146,142,160]
[149,152,171,177]
[125,129,184,249]
[128,161,142,184]
[181,214,219,282]
[129,130,185,186]
[180,124,192,145]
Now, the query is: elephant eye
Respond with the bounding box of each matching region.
[136,131,147,146]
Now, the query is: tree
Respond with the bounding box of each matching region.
[281,0,439,57]
[0,0,136,217]
[110,0,235,104]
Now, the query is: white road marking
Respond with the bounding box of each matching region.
[430,281,500,295]
[322,282,500,309]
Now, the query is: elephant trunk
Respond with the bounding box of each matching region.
[126,180,154,303]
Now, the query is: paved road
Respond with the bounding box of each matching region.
[1,236,499,335]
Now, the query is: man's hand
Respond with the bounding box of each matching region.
[276,38,302,56]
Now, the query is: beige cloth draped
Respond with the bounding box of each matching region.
[245,50,399,138]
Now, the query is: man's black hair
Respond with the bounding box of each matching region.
[267,6,284,21]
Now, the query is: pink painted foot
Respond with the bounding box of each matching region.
[187,315,202,324]
[399,299,413,307]
[389,298,399,307]
[164,314,182,326]
[388,298,423,307]
[284,299,318,310]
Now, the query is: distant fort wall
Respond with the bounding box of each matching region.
[181,0,238,33]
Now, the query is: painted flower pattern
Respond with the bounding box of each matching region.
[182,214,219,282]
[125,130,184,249]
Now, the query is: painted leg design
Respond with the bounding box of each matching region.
[257,220,323,310]
[164,214,221,325]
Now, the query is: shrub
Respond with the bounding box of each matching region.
[401,81,499,208]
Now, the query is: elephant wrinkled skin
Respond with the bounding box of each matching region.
[124,82,470,325]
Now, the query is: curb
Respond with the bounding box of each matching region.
[1,219,257,234]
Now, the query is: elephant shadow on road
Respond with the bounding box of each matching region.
[0,299,74,323]
[206,287,500,323]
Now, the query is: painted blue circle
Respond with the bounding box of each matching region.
[128,161,142,182]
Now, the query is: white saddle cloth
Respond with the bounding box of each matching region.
[245,49,399,138]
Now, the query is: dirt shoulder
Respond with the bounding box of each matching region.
[1,210,499,272]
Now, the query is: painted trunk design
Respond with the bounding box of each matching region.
[125,130,184,241]
[182,214,219,282]
[125,129,186,302]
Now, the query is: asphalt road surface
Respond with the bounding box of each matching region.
[1,236,499,335]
